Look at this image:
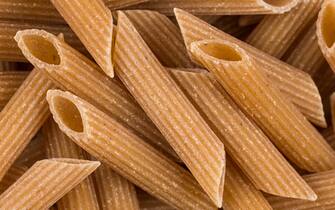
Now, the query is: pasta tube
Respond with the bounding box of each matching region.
[128,0,299,15]
[246,0,322,58]
[174,8,326,127]
[0,158,100,210]
[0,68,55,180]
[190,39,335,172]
[51,0,114,77]
[43,118,100,210]
[170,68,316,200]
[47,89,217,210]
[15,29,178,161]
[114,12,225,206]
[93,164,140,210]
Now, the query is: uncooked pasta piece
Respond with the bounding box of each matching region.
[0,165,27,193]
[267,170,335,210]
[174,8,326,127]
[51,0,114,77]
[128,0,299,15]
[114,12,225,206]
[170,68,316,200]
[47,89,217,210]
[0,158,100,210]
[93,164,140,210]
[43,118,100,210]
[15,29,178,161]
[246,0,322,58]
[0,71,28,109]
[0,68,55,180]
[190,39,335,173]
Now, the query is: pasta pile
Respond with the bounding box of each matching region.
[1,0,335,209]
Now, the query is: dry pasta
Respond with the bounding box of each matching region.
[174,8,326,127]
[51,0,114,77]
[43,118,100,210]
[114,12,225,206]
[0,158,100,210]
[190,39,335,173]
[15,29,178,161]
[47,89,218,210]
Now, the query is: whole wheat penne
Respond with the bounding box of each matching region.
[0,71,28,109]
[104,0,148,9]
[138,191,176,210]
[246,0,322,58]
[125,10,194,68]
[174,8,326,127]
[0,20,83,62]
[47,89,217,210]
[93,164,140,210]
[114,12,225,206]
[0,68,55,180]
[317,0,335,73]
[190,39,335,172]
[267,170,335,210]
[170,68,315,200]
[128,0,299,15]
[0,158,100,210]
[15,29,178,162]
[223,158,272,210]
[43,118,100,210]
[51,0,114,77]
[0,165,27,194]
[238,15,264,27]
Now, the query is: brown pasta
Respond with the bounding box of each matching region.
[114,12,225,206]
[47,89,217,210]
[267,170,335,210]
[246,0,322,58]
[0,68,55,180]
[14,29,178,161]
[125,10,194,68]
[317,0,335,73]
[0,71,28,109]
[0,158,100,210]
[93,164,140,210]
[190,39,335,173]
[43,118,100,210]
[170,68,316,200]
[0,165,27,194]
[174,8,326,127]
[51,0,114,77]
[128,0,299,15]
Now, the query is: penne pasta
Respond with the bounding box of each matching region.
[114,12,225,206]
[223,158,272,210]
[316,0,335,73]
[190,39,335,173]
[125,10,194,68]
[246,0,322,58]
[128,0,299,15]
[0,158,100,210]
[15,29,178,161]
[174,9,326,128]
[170,68,315,200]
[238,15,264,27]
[93,164,140,210]
[104,0,149,9]
[43,118,100,210]
[0,68,55,180]
[267,170,335,210]
[0,20,83,62]
[51,0,114,77]
[138,191,176,210]
[47,89,217,210]
[0,71,28,109]
[0,165,27,194]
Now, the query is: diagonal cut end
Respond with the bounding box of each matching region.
[318,1,335,49]
[260,0,299,13]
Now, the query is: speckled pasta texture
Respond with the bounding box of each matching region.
[47,89,217,210]
[114,12,226,207]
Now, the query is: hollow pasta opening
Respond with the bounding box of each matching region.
[321,3,335,48]
[53,96,84,133]
[262,0,294,7]
[22,35,60,65]
[198,42,242,61]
